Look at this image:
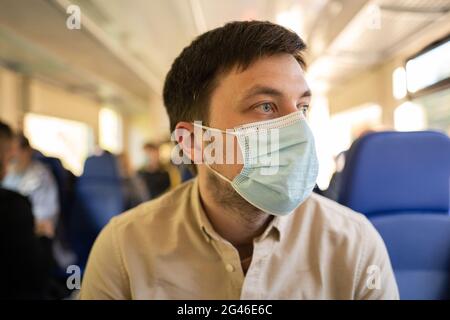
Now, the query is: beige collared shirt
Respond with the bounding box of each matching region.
[79,178,399,300]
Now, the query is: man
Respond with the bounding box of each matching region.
[80,21,399,299]
[138,143,171,198]
[2,134,59,238]
[0,121,49,299]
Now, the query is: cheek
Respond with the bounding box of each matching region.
[228,163,244,177]
[216,163,243,181]
[208,135,244,180]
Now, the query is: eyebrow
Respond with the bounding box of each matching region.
[240,85,312,103]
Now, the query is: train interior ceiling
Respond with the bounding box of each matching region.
[0,0,450,300]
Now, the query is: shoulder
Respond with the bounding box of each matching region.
[292,194,398,299]
[288,192,384,258]
[21,161,54,185]
[105,179,195,238]
[86,179,196,287]
[299,192,378,238]
[29,161,52,177]
[0,188,33,222]
[0,187,25,201]
[0,187,31,207]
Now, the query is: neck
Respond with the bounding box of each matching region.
[198,173,272,248]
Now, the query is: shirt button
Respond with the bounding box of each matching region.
[225,263,235,273]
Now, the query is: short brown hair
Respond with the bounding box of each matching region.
[16,133,31,150]
[163,20,307,131]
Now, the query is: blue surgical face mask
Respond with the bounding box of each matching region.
[196,111,319,216]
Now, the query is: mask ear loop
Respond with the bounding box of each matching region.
[192,122,239,184]
[192,123,238,135]
[204,162,233,183]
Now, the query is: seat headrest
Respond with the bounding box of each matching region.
[82,151,120,180]
[338,131,450,216]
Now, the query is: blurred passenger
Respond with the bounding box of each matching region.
[117,152,150,210]
[0,121,49,299]
[138,143,171,198]
[322,151,347,201]
[179,163,195,182]
[2,134,59,238]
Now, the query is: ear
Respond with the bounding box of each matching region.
[174,122,203,164]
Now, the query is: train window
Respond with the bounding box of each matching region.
[307,95,333,189]
[24,113,93,175]
[313,103,382,189]
[329,103,382,156]
[412,88,450,136]
[394,102,426,132]
[99,107,123,154]
[406,38,450,94]
[392,67,407,100]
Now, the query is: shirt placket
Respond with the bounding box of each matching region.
[240,236,277,300]
[208,234,245,299]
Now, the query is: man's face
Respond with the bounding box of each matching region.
[206,53,311,180]
[10,139,32,171]
[144,147,160,168]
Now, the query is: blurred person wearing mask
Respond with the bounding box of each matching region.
[2,134,59,238]
[80,21,398,300]
[0,121,49,299]
[117,152,150,210]
[138,143,171,198]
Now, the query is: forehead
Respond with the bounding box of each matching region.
[236,54,305,80]
[212,54,308,100]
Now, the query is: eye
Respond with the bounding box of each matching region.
[256,102,275,114]
[298,104,309,116]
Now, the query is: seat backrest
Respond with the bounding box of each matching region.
[82,151,121,181]
[337,131,450,217]
[76,151,124,228]
[70,151,124,269]
[75,179,124,230]
[371,214,450,300]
